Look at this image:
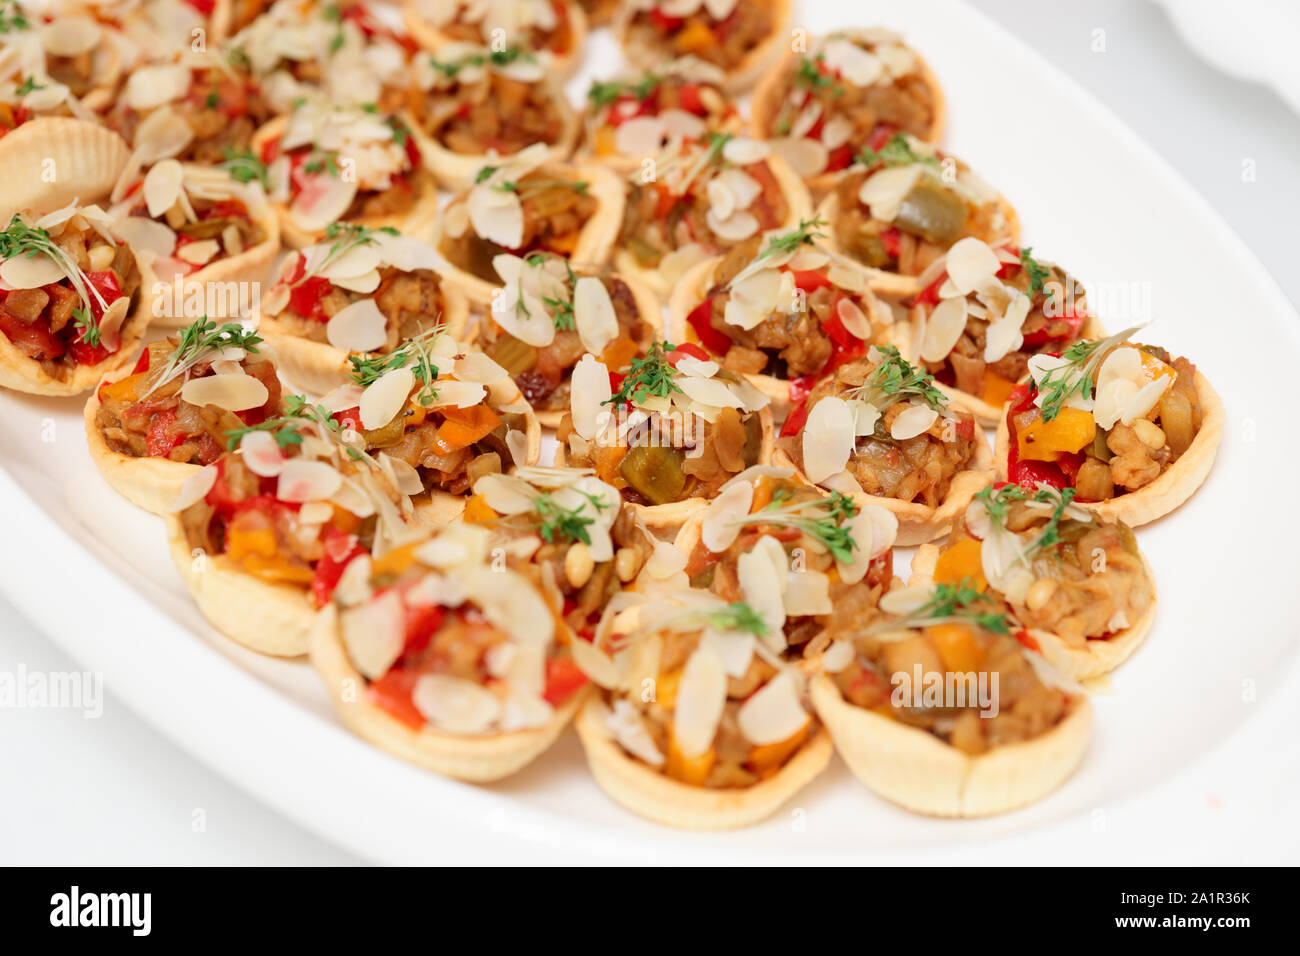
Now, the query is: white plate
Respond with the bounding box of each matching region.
[3,0,1300,864]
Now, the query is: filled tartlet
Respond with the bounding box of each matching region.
[612,133,811,296]
[403,41,579,191]
[225,0,414,113]
[403,0,587,78]
[818,133,1019,295]
[674,466,900,659]
[166,392,423,656]
[0,6,123,113]
[912,482,1156,679]
[468,250,662,426]
[433,143,625,304]
[894,236,1103,424]
[572,587,833,828]
[994,329,1223,527]
[751,28,944,193]
[0,201,146,395]
[576,57,739,174]
[252,99,439,247]
[258,223,469,393]
[777,344,993,546]
[667,218,888,415]
[811,579,1091,817]
[465,465,663,639]
[309,521,590,781]
[86,317,280,513]
[105,49,272,175]
[109,159,278,325]
[614,0,790,94]
[555,342,775,531]
[316,325,541,520]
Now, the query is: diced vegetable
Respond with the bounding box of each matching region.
[619,444,686,504]
[895,180,968,245]
[1017,407,1096,462]
[932,538,987,591]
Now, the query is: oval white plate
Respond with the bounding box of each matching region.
[2,0,1299,863]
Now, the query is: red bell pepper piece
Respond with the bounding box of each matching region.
[686,298,732,355]
[543,658,588,706]
[145,408,182,458]
[780,400,810,438]
[367,669,425,730]
[400,601,446,656]
[310,528,366,608]
[791,269,832,293]
[666,342,709,366]
[288,275,333,322]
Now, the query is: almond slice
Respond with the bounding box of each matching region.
[277,459,344,503]
[570,353,612,441]
[238,430,288,477]
[802,397,855,484]
[920,295,967,362]
[143,159,185,218]
[673,645,728,759]
[737,672,809,746]
[341,591,405,680]
[171,463,218,512]
[359,366,415,430]
[890,404,939,440]
[326,298,389,353]
[573,276,618,355]
[180,372,270,412]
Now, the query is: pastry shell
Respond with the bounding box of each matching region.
[310,603,587,781]
[614,0,793,95]
[810,673,1091,817]
[402,0,590,79]
[749,30,946,196]
[249,116,442,249]
[815,183,1021,297]
[432,161,626,307]
[165,513,316,657]
[772,421,995,547]
[992,368,1224,527]
[0,118,130,224]
[574,695,833,829]
[612,153,813,299]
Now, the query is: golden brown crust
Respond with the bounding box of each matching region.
[433,162,626,307]
[0,118,131,224]
[310,603,587,781]
[83,368,199,515]
[554,403,775,538]
[749,33,946,196]
[164,514,315,657]
[611,154,813,299]
[259,280,471,396]
[249,116,442,249]
[574,695,833,828]
[815,183,1021,298]
[402,0,590,79]
[773,422,995,547]
[993,369,1223,528]
[886,313,1109,427]
[810,673,1091,817]
[909,545,1158,680]
[403,95,580,194]
[615,0,793,95]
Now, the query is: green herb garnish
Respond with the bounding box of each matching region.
[144,317,262,397]
[533,489,609,546]
[602,341,682,407]
[1018,246,1053,299]
[856,133,938,170]
[761,217,827,260]
[1032,325,1141,422]
[219,148,271,189]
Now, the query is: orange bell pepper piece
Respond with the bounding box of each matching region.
[932,537,987,591]
[925,622,985,674]
[747,719,811,778]
[675,18,715,55]
[666,729,715,786]
[434,403,500,454]
[980,371,1019,408]
[1017,406,1096,462]
[462,493,498,524]
[599,334,640,372]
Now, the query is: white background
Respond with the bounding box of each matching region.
[2,0,1298,865]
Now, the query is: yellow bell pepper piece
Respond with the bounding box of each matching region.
[980,371,1019,408]
[675,18,715,55]
[462,493,497,524]
[1017,406,1096,462]
[666,729,715,786]
[932,537,987,591]
[747,718,811,778]
[370,542,418,578]
[1139,349,1176,385]
[594,125,617,156]
[925,622,985,674]
[599,334,640,373]
[655,668,682,709]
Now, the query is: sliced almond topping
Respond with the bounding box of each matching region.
[737,672,809,746]
[277,459,344,503]
[570,353,612,441]
[721,137,770,165]
[123,64,192,111]
[802,397,855,484]
[890,404,939,440]
[468,185,524,248]
[176,239,220,266]
[340,592,405,679]
[784,568,832,617]
[238,430,288,477]
[672,645,728,759]
[41,16,103,57]
[326,298,389,353]
[170,463,218,512]
[769,136,829,178]
[359,366,415,430]
[0,251,65,289]
[920,295,968,362]
[858,165,924,222]
[701,479,753,552]
[143,159,185,218]
[572,276,619,355]
[944,238,1001,295]
[180,373,270,412]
